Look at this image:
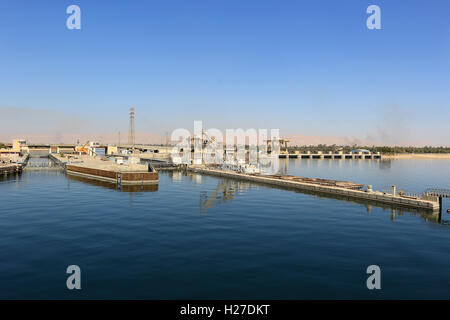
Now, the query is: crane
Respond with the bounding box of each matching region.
[75,141,89,154]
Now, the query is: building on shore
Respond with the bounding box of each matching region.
[0,139,28,158]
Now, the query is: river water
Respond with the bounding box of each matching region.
[0,158,449,299]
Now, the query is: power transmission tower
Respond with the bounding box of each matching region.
[128,107,135,146]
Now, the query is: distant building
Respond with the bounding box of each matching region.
[13,139,27,152]
[1,139,26,156]
[107,145,118,155]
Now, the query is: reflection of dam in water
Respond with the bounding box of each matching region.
[28,149,52,158]
[26,157,51,167]
[24,156,63,170]
[199,178,255,211]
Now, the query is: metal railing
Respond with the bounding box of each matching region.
[424,188,450,198]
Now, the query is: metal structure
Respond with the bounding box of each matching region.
[128,107,135,145]
[424,188,450,212]
[424,188,450,198]
[75,141,89,154]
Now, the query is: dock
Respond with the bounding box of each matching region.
[187,166,440,212]
[0,154,29,177]
[0,164,23,176]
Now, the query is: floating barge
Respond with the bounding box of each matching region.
[66,164,158,185]
[50,154,158,185]
[187,166,440,212]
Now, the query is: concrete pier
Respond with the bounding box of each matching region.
[187,166,439,212]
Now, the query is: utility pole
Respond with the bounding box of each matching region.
[128,107,135,146]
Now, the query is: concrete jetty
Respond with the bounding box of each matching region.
[187,166,440,212]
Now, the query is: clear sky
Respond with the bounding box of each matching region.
[0,0,449,145]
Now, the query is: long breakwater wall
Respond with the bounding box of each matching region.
[187,166,440,212]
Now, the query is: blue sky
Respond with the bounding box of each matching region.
[0,0,449,145]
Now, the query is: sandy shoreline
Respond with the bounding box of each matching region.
[382,153,450,160]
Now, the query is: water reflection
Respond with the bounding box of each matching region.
[25,157,64,168]
[170,171,183,181]
[190,174,202,184]
[26,157,50,167]
[379,159,392,170]
[199,178,254,212]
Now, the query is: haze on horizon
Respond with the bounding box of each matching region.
[1,0,449,146]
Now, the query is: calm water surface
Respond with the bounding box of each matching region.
[0,158,449,299]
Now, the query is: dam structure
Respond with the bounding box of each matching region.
[279,150,382,159]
